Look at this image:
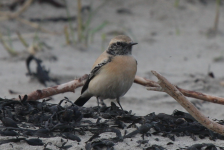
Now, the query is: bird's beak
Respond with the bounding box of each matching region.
[129,42,138,46]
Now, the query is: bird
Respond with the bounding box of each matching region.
[74,35,138,110]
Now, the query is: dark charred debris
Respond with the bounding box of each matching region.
[26,55,59,87]
[0,97,224,149]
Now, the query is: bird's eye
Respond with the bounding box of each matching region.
[116,42,122,46]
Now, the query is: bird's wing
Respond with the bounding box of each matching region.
[81,56,113,94]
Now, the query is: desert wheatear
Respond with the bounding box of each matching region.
[74,35,137,110]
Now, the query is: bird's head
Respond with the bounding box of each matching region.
[107,35,137,56]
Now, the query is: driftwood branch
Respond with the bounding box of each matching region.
[19,74,88,101]
[151,70,224,135]
[134,76,224,105]
[134,76,160,87]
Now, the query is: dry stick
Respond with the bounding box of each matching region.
[0,30,17,56]
[0,0,34,20]
[17,32,29,48]
[177,87,224,105]
[77,0,82,42]
[12,0,34,18]
[151,70,224,135]
[2,33,50,41]
[20,74,88,101]
[16,18,55,34]
[0,0,53,34]
[64,25,70,45]
[213,0,220,33]
[134,75,224,105]
[0,12,11,20]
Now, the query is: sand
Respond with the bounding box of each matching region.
[1,0,224,149]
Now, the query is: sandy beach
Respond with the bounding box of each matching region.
[1,0,224,149]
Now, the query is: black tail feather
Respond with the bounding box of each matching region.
[74,96,91,106]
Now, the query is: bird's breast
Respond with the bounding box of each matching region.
[88,55,137,99]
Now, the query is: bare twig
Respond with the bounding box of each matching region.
[16,18,54,34]
[77,0,82,42]
[13,0,34,18]
[0,0,54,34]
[0,0,33,20]
[64,0,76,44]
[177,87,224,105]
[64,25,70,45]
[18,74,88,101]
[213,0,220,33]
[2,33,50,41]
[0,30,17,56]
[17,31,29,48]
[151,70,224,135]
[134,75,224,105]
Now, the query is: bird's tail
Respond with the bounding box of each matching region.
[74,96,92,106]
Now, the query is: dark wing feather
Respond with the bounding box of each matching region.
[81,57,113,94]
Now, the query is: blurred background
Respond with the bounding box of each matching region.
[0,0,224,117]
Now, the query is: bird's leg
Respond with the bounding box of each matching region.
[97,97,100,108]
[100,99,106,107]
[97,97,101,114]
[116,97,124,111]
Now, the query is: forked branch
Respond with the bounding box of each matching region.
[134,76,224,105]
[151,70,224,135]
